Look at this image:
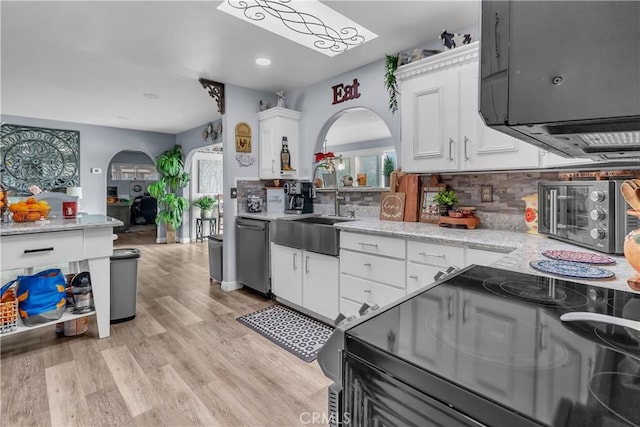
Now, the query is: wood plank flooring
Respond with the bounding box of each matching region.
[1,229,331,426]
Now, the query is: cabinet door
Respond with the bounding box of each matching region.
[400,68,459,173]
[406,262,440,294]
[259,123,279,179]
[302,252,339,321]
[456,291,536,414]
[460,60,540,171]
[258,108,300,180]
[465,247,508,267]
[270,244,302,305]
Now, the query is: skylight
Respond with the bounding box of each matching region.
[217,0,378,57]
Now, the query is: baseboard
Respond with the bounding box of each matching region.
[221,280,243,292]
[178,236,191,244]
[156,237,166,243]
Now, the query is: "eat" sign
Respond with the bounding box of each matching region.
[332,79,361,105]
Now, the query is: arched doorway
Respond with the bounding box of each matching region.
[106,150,158,244]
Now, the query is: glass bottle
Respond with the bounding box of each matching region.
[280,136,291,171]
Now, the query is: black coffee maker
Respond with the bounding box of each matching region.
[283,182,315,214]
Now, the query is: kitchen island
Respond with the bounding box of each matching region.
[1,215,123,338]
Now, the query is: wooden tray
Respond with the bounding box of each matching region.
[438,216,480,229]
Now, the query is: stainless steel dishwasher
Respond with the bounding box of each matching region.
[235,217,270,296]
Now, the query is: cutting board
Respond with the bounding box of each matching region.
[396,174,419,222]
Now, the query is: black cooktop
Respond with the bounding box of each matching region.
[346,265,640,427]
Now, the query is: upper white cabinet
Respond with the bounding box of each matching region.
[396,42,539,173]
[257,107,301,179]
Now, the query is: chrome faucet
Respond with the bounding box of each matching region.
[335,186,345,217]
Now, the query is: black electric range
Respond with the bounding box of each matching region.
[319,265,640,427]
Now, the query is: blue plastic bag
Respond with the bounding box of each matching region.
[17,269,66,326]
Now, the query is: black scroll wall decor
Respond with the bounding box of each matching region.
[1,124,80,195]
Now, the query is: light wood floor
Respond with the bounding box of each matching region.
[1,230,331,426]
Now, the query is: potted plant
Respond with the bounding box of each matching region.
[433,189,458,216]
[385,53,400,114]
[192,195,217,218]
[148,145,190,243]
[382,155,395,187]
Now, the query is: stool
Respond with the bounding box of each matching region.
[196,217,217,243]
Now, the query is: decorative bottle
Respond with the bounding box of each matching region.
[280,136,291,171]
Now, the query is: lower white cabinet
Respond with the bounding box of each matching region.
[406,240,465,293]
[271,243,302,305]
[271,243,339,321]
[302,251,339,321]
[466,247,509,267]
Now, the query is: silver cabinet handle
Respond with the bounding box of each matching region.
[462,301,468,324]
[24,247,54,254]
[464,136,469,160]
[359,242,378,248]
[447,296,453,319]
[363,263,371,267]
[305,255,309,274]
[418,251,445,258]
[448,138,454,161]
[272,159,275,173]
[409,274,418,279]
[293,253,297,270]
[550,189,558,234]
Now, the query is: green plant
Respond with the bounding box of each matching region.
[192,195,217,211]
[433,189,458,207]
[383,155,395,177]
[148,145,190,234]
[385,53,400,114]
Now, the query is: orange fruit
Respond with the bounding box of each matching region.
[37,200,49,206]
[25,197,37,205]
[8,204,19,213]
[26,212,41,221]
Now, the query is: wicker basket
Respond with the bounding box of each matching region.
[0,290,18,335]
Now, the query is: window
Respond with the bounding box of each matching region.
[110,163,158,181]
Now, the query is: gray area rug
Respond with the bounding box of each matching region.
[237,304,334,362]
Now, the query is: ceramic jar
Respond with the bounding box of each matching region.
[521,193,538,234]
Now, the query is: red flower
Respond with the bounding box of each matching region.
[314,151,335,162]
[525,207,537,223]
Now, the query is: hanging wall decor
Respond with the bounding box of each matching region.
[1,124,80,195]
[235,122,252,153]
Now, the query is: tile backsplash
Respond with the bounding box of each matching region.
[236,169,640,232]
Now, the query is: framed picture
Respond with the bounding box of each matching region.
[235,122,252,152]
[419,185,446,223]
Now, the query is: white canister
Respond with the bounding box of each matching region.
[266,188,285,213]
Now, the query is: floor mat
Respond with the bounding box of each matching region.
[237,304,334,363]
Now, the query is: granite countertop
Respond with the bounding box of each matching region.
[0,214,124,236]
[336,218,639,294]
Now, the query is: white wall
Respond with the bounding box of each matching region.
[1,114,174,214]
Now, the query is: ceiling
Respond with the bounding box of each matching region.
[1,1,479,135]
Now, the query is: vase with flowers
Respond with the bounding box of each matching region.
[313,151,337,188]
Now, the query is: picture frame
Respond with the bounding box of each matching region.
[419,184,446,223]
[235,122,252,152]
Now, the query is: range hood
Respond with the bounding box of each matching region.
[480,1,640,160]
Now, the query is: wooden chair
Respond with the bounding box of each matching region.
[216,194,224,234]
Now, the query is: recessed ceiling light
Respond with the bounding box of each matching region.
[143,93,159,99]
[217,0,377,57]
[256,57,272,66]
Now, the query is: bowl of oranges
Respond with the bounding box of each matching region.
[8,198,51,222]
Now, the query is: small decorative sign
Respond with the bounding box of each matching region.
[332,78,361,105]
[420,185,446,224]
[235,122,252,152]
[380,192,405,221]
[235,153,255,167]
[266,187,285,213]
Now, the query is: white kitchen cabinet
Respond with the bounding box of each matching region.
[302,251,339,321]
[270,243,302,305]
[397,42,539,173]
[466,247,508,267]
[257,107,301,180]
[339,232,407,316]
[406,240,465,293]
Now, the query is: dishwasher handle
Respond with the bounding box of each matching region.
[237,224,265,231]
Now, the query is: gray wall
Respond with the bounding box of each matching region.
[1,114,174,214]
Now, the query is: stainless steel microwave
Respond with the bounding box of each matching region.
[538,180,639,254]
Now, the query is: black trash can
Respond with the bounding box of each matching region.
[110,248,141,324]
[208,235,223,282]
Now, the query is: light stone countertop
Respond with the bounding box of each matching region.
[0,214,124,236]
[237,212,320,221]
[336,218,640,294]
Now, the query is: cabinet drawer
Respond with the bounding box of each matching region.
[407,240,464,267]
[2,230,84,269]
[340,232,405,258]
[406,262,441,294]
[340,274,405,308]
[466,247,508,266]
[339,298,363,318]
[340,250,406,289]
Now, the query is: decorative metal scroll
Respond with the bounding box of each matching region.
[1,124,80,195]
[225,0,369,55]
